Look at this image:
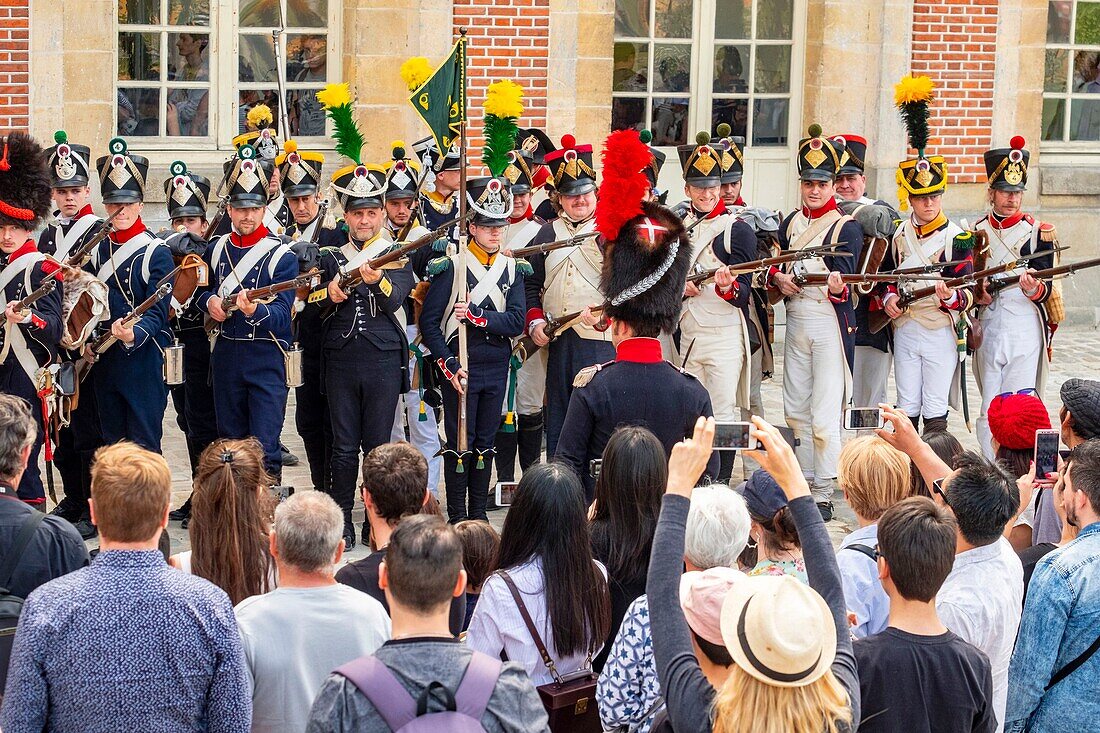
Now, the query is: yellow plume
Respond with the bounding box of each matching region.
[316,83,353,110]
[483,80,525,119]
[894,75,934,106]
[401,57,433,92]
[246,103,273,130]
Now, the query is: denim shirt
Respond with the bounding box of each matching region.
[837,523,889,638]
[1005,522,1100,732]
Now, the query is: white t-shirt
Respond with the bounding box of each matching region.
[235,584,391,733]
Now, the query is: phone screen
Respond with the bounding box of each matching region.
[1035,431,1060,480]
[713,422,753,450]
[845,408,884,430]
[496,482,518,507]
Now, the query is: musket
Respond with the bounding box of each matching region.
[885,259,968,277]
[333,212,471,292]
[13,278,58,312]
[511,304,607,365]
[687,244,851,287]
[205,194,231,240]
[206,268,322,336]
[57,207,123,270]
[509,230,599,258]
[792,272,949,287]
[866,248,1067,334]
[309,199,330,244]
[986,255,1100,295]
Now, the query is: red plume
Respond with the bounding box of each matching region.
[595,130,651,242]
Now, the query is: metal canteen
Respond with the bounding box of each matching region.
[284,342,304,388]
[163,341,185,385]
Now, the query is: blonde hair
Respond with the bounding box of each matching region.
[90,442,172,543]
[837,435,910,521]
[712,665,851,733]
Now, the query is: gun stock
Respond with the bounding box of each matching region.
[510,230,599,258]
[338,212,471,291]
[510,304,608,364]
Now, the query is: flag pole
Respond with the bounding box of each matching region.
[455,28,470,466]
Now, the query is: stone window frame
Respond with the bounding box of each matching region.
[1042,0,1100,149]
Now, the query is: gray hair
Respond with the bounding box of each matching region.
[0,395,36,481]
[274,491,344,573]
[685,485,751,569]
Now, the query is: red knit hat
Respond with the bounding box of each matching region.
[988,393,1051,450]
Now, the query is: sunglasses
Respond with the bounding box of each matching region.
[931,477,951,507]
[996,388,1038,400]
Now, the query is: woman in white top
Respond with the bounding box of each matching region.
[466,462,611,685]
[170,438,277,603]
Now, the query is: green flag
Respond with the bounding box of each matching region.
[409,37,467,153]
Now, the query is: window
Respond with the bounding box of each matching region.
[612,0,797,147]
[117,0,338,148]
[1043,0,1100,145]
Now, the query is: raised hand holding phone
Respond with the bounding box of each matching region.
[744,416,810,500]
[666,416,715,497]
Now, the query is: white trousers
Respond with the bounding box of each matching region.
[680,314,747,422]
[515,347,547,415]
[390,326,442,496]
[853,346,891,409]
[783,304,845,499]
[975,306,1043,458]
[740,345,766,480]
[893,319,956,421]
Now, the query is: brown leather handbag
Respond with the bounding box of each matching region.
[499,570,602,733]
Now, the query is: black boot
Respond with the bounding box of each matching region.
[517,410,544,473]
[718,450,737,485]
[330,464,359,549]
[443,453,470,524]
[169,495,193,521]
[923,414,949,436]
[467,452,494,522]
[493,424,518,483]
[342,508,356,550]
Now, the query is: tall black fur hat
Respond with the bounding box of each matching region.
[0,131,53,229]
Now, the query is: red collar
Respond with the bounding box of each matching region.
[801,197,838,220]
[230,225,269,247]
[989,210,1025,230]
[76,204,95,219]
[6,240,38,264]
[731,196,745,207]
[616,337,663,364]
[109,218,147,244]
[693,199,727,220]
[509,206,533,224]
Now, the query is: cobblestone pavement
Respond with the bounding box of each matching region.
[68,323,1100,565]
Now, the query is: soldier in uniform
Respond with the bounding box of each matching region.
[276,139,341,496]
[40,130,105,534]
[88,137,175,452]
[556,129,719,501]
[315,162,414,546]
[416,140,463,233]
[766,125,863,519]
[420,176,527,523]
[675,131,756,482]
[524,135,612,456]
[197,145,299,477]
[973,137,1056,457]
[0,132,64,506]
[208,107,290,238]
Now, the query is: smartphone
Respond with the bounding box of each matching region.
[495,481,518,507]
[1034,429,1061,480]
[713,422,758,451]
[589,459,602,479]
[844,407,885,431]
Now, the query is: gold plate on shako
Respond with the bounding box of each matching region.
[914,158,933,188]
[108,156,130,188]
[1004,163,1023,186]
[804,148,826,169]
[694,152,716,176]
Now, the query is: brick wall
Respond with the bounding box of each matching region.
[0,0,29,131]
[453,0,550,168]
[910,0,998,182]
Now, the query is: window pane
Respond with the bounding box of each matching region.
[167,87,210,136]
[240,91,283,135]
[713,44,749,92]
[712,98,748,139]
[288,89,326,136]
[1043,49,1067,93]
[655,0,692,38]
[615,0,650,37]
[753,98,788,146]
[240,0,283,27]
[1042,98,1066,141]
[287,34,328,83]
[1073,51,1100,92]
[1075,2,1100,44]
[119,0,159,25]
[651,97,690,145]
[118,32,161,82]
[754,45,791,93]
[118,87,161,136]
[168,0,210,25]
[653,44,691,92]
[613,42,649,92]
[612,97,647,132]
[168,33,210,81]
[240,34,277,83]
[1047,1,1072,42]
[1071,98,1100,139]
[288,0,327,27]
[757,0,793,39]
[714,0,751,40]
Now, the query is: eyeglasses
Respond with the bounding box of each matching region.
[931,477,951,506]
[997,388,1038,400]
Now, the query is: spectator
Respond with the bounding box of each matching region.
[836,435,910,638]
[172,439,277,604]
[1019,470,1079,600]
[0,395,87,600]
[455,519,500,631]
[647,417,858,733]
[740,469,806,582]
[235,491,390,733]
[588,425,666,671]
[676,567,742,692]
[988,392,1060,549]
[878,406,1021,732]
[1006,440,1100,731]
[0,442,250,732]
[854,497,995,732]
[911,430,964,496]
[335,442,465,634]
[466,463,611,685]
[598,483,750,733]
[307,515,550,732]
[1059,378,1100,447]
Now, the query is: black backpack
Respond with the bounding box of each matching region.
[1,511,45,691]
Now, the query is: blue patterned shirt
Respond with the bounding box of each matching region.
[596,595,664,733]
[0,549,251,733]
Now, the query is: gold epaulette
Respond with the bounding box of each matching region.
[573,361,612,388]
[1039,222,1057,243]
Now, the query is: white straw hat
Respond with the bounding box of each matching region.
[720,574,836,688]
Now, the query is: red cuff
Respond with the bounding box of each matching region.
[437,357,456,380]
[28,313,46,330]
[718,282,739,301]
[465,305,488,328]
[525,307,545,329]
[1028,281,1047,302]
[594,315,610,332]
[828,285,849,304]
[764,265,781,290]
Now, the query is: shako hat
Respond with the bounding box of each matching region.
[984,136,1029,192]
[163,160,210,219]
[46,130,92,188]
[97,137,149,204]
[276,140,324,198]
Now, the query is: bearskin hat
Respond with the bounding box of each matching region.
[0,131,53,230]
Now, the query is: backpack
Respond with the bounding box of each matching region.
[1,511,45,689]
[335,651,502,732]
